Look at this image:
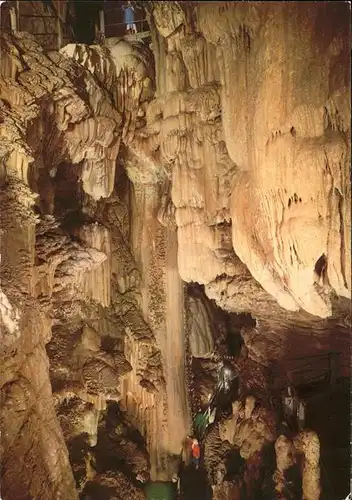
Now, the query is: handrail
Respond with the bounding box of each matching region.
[273,357,341,394]
[290,368,332,374]
[19,14,57,18]
[282,351,341,361]
[105,19,147,28]
[29,33,60,36]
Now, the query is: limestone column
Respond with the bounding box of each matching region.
[127,182,190,480]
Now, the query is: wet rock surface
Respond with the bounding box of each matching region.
[0,2,350,499]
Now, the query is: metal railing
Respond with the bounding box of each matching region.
[270,350,348,397]
[104,18,150,40]
[89,1,151,43]
[105,19,148,29]
[95,14,150,44]
[19,14,56,18]
[7,1,63,50]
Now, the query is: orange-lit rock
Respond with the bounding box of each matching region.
[0,1,350,498]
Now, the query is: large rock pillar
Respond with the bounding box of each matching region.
[125,182,190,480]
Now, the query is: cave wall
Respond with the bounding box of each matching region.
[0,20,188,492]
[141,1,351,321]
[121,180,190,480]
[0,30,155,496]
[0,1,351,498]
[132,0,351,376]
[126,3,350,493]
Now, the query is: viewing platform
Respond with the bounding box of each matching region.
[101,3,151,45]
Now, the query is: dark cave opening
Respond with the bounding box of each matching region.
[73,0,101,44]
[283,463,303,499]
[60,399,151,496]
[187,282,252,360]
[180,466,213,500]
[67,434,91,491]
[224,313,254,358]
[225,331,242,358]
[188,283,255,425]
[224,448,245,479]
[77,401,150,498]
[0,2,350,500]
[82,482,117,500]
[104,402,147,450]
[306,377,350,499]
[216,375,240,420]
[53,162,83,218]
[314,253,327,278]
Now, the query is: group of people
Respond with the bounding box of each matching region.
[189,361,239,469]
[169,437,201,497]
[165,358,240,498]
[169,357,309,498]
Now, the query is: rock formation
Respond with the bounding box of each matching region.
[0,1,350,499]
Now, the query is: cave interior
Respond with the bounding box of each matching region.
[0,1,350,500]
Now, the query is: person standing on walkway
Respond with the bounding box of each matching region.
[191,438,201,469]
[123,1,137,34]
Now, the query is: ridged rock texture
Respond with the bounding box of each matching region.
[0,1,350,500]
[145,1,351,316]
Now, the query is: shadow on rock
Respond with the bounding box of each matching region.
[180,465,213,500]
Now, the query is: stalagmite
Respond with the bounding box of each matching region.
[294,431,321,500]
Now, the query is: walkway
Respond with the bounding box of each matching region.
[99,2,151,44]
[271,350,347,392]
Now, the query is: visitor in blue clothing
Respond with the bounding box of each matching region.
[123,1,137,34]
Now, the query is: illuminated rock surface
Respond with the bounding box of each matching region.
[0,1,350,499]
